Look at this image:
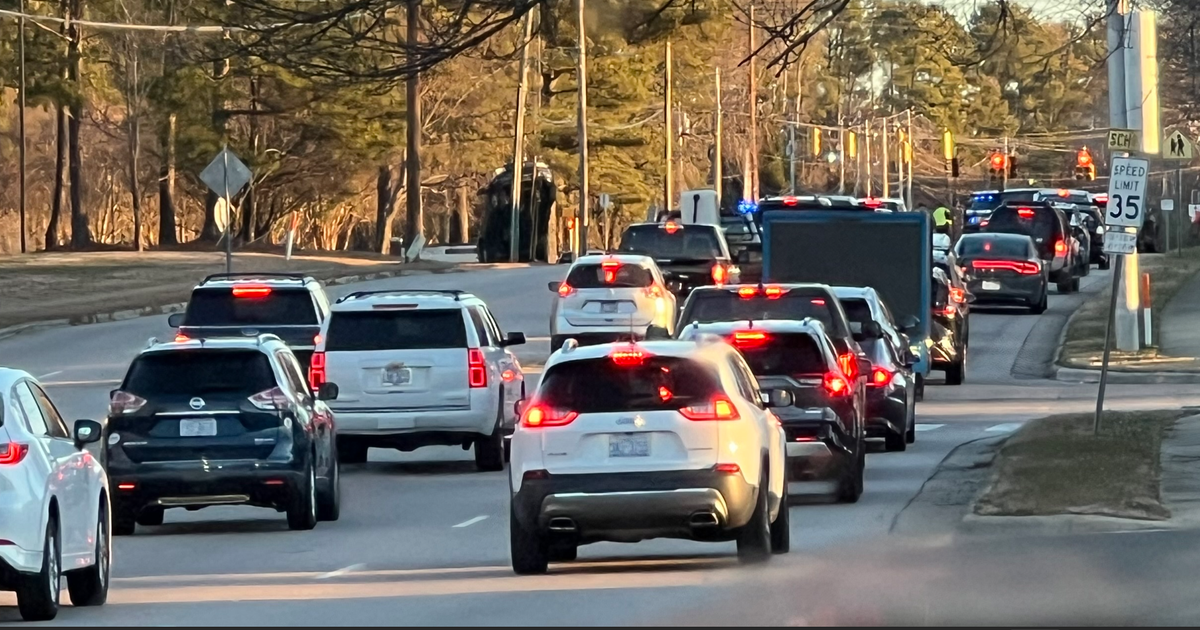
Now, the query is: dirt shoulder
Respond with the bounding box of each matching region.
[0,250,456,330]
[973,410,1188,520]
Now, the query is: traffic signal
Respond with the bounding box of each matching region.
[1074,147,1096,180]
[565,217,576,230]
[812,130,821,157]
[989,151,1007,173]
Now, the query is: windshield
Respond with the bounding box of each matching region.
[618,225,723,260]
[956,235,1031,258]
[681,291,845,336]
[537,356,721,413]
[325,310,467,351]
[185,288,318,326]
[565,263,654,289]
[123,350,276,397]
[737,333,829,376]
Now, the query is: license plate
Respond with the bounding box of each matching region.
[383,366,412,386]
[609,433,650,457]
[982,281,1001,291]
[179,418,218,437]
[601,302,619,313]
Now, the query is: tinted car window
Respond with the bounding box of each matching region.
[124,350,276,397]
[538,356,721,413]
[985,207,1062,243]
[931,279,950,307]
[738,333,828,376]
[682,292,844,336]
[957,235,1032,258]
[325,310,468,351]
[185,288,318,326]
[565,263,654,288]
[618,225,723,260]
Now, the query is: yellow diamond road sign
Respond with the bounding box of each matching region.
[1108,129,1138,151]
[1165,130,1194,160]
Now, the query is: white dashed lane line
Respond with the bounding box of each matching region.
[914,424,945,432]
[453,515,489,528]
[985,422,1023,433]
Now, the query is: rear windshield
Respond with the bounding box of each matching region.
[185,288,318,326]
[618,225,723,260]
[565,263,654,289]
[537,356,721,413]
[957,236,1030,258]
[738,333,828,376]
[325,310,467,351]
[681,292,845,336]
[985,207,1060,240]
[123,350,276,397]
[969,191,1037,211]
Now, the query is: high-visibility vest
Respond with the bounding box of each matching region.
[933,206,951,226]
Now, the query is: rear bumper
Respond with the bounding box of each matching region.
[511,468,757,542]
[0,544,41,585]
[331,407,494,439]
[776,407,856,482]
[866,388,907,436]
[108,458,305,511]
[966,276,1044,304]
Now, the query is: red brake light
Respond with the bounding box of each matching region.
[468,348,488,388]
[823,372,851,397]
[942,304,956,317]
[174,333,189,342]
[764,285,786,299]
[1017,208,1035,218]
[782,196,799,206]
[232,285,272,298]
[730,330,769,348]
[972,260,1040,275]
[601,259,621,283]
[309,351,326,390]
[837,352,858,378]
[664,221,681,234]
[950,287,965,303]
[1058,188,1070,197]
[557,282,574,297]
[109,390,147,415]
[644,284,664,298]
[521,404,578,428]
[713,462,741,474]
[737,286,758,298]
[249,386,291,410]
[680,394,740,421]
[811,298,826,306]
[610,347,649,366]
[116,483,136,491]
[870,367,893,387]
[0,443,29,465]
[1055,239,1066,254]
[864,197,882,208]
[711,264,728,285]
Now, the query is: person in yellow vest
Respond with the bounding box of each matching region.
[933,205,952,233]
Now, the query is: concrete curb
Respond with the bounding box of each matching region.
[1053,365,1200,384]
[0,264,471,342]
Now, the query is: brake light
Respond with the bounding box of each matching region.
[711,264,727,285]
[950,287,965,303]
[811,298,826,305]
[309,351,326,389]
[737,286,758,298]
[764,285,786,299]
[644,284,665,298]
[823,372,851,397]
[863,197,882,208]
[782,196,799,206]
[664,221,681,234]
[1017,207,1035,218]
[714,462,741,473]
[557,282,574,297]
[109,390,147,415]
[601,259,621,283]
[730,330,769,348]
[1055,239,1066,254]
[610,347,650,366]
[972,260,1040,275]
[0,443,29,465]
[680,394,740,421]
[174,333,189,342]
[942,304,956,317]
[468,348,488,388]
[870,367,893,387]
[249,386,291,410]
[837,352,858,378]
[232,285,272,298]
[116,483,136,491]
[521,404,578,428]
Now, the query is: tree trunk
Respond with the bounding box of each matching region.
[404,0,423,260]
[456,184,469,244]
[46,106,67,250]
[240,76,260,242]
[376,165,393,254]
[198,57,230,242]
[127,52,143,251]
[158,113,178,245]
[66,0,92,249]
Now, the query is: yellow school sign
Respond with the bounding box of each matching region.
[1108,129,1138,151]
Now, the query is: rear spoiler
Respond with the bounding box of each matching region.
[201,272,311,285]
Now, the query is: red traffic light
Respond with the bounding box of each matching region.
[566,218,576,230]
[1077,147,1093,167]
[989,153,1007,169]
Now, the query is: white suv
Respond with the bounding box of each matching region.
[548,254,677,351]
[311,289,527,471]
[508,339,790,574]
[1,369,110,620]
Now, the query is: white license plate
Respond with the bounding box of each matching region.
[609,433,650,457]
[179,418,218,437]
[982,281,1001,291]
[383,367,412,386]
[601,302,619,313]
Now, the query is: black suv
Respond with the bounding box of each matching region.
[930,268,968,385]
[168,273,331,371]
[982,201,1081,293]
[617,222,739,301]
[103,335,341,534]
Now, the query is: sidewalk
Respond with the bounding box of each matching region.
[1160,269,1200,360]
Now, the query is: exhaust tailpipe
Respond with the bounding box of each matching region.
[547,517,577,532]
[689,512,719,527]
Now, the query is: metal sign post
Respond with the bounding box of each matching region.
[1095,156,1150,435]
[200,146,253,273]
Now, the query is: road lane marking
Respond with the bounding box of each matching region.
[316,564,366,580]
[453,515,488,528]
[37,370,63,380]
[914,424,945,432]
[41,379,122,387]
[985,422,1023,433]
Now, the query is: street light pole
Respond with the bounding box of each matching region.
[508,10,535,263]
[575,0,590,255]
[18,0,28,253]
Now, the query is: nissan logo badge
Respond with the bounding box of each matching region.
[189,397,205,410]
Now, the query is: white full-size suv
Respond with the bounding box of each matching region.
[507,338,791,574]
[312,289,527,471]
[548,254,677,352]
[0,369,110,620]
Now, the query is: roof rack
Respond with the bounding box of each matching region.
[201,272,310,285]
[335,289,467,304]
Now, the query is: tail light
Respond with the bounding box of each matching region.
[737,286,758,298]
[942,304,956,317]
[109,390,147,415]
[680,394,740,421]
[870,367,893,387]
[174,333,189,342]
[0,443,29,466]
[249,386,291,410]
[644,284,665,298]
[663,221,681,234]
[468,348,488,388]
[521,404,578,428]
[1017,207,1035,218]
[837,352,858,378]
[232,285,272,298]
[557,282,574,297]
[823,372,851,397]
[729,330,769,348]
[950,287,965,303]
[711,264,727,285]
[309,351,326,390]
[763,285,786,299]
[972,260,1040,275]
[1054,239,1066,254]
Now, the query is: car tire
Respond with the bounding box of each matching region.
[475,408,506,472]
[769,482,790,555]
[317,452,341,522]
[510,506,549,575]
[136,506,164,527]
[503,437,512,464]
[1071,276,1081,292]
[548,542,578,562]
[885,427,907,452]
[112,504,136,536]
[286,463,319,531]
[67,500,110,607]
[17,515,60,621]
[837,445,865,504]
[336,440,368,464]
[736,473,773,564]
[945,354,965,386]
[1099,257,1111,270]
[906,423,916,444]
[914,375,925,402]
[1030,291,1048,314]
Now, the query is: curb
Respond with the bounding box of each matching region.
[0,265,469,342]
[1053,365,1200,384]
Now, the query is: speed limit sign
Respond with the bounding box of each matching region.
[1104,156,1150,229]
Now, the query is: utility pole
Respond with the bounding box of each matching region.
[575,0,590,255]
[404,0,423,259]
[1002,135,1010,191]
[664,40,673,211]
[787,119,796,194]
[837,112,846,195]
[905,110,914,210]
[18,0,27,252]
[747,4,758,200]
[713,68,723,206]
[508,10,535,263]
[865,119,873,197]
[882,118,890,198]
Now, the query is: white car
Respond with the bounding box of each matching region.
[548,254,677,352]
[312,289,527,471]
[0,369,109,620]
[507,339,790,574]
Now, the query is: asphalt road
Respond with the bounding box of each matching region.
[4,263,1200,625]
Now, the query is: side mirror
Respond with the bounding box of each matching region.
[515,399,529,418]
[644,324,671,340]
[862,321,884,339]
[316,382,339,401]
[501,331,527,347]
[763,388,794,408]
[899,314,921,332]
[167,312,184,327]
[73,419,102,447]
[547,281,562,292]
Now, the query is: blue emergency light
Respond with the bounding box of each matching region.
[737,199,758,215]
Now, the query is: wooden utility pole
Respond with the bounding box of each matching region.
[881,118,890,198]
[747,4,758,199]
[405,0,424,260]
[575,0,590,254]
[508,10,535,262]
[664,40,673,211]
[905,110,914,210]
[865,119,873,197]
[714,68,722,206]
